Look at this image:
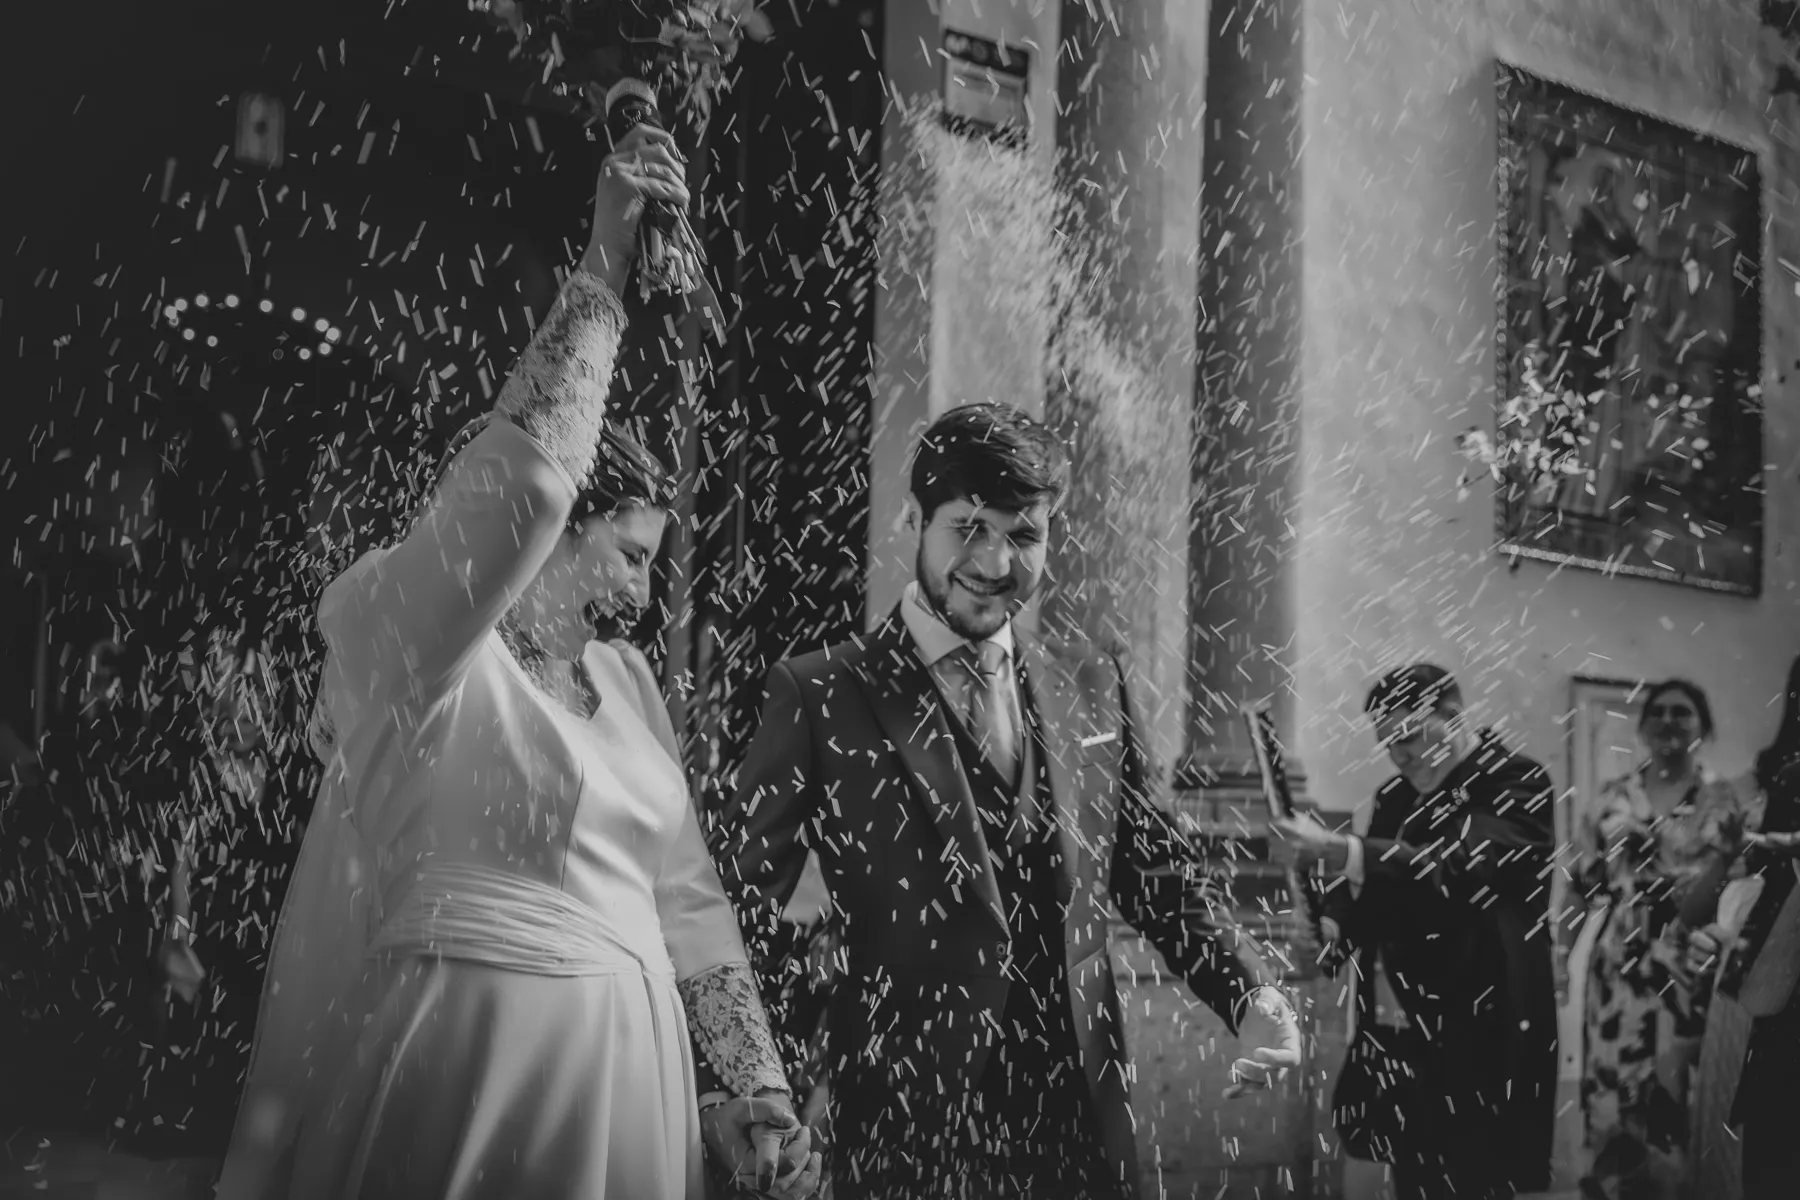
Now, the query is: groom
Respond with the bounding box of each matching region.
[709,403,1299,1199]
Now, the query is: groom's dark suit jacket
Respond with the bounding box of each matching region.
[708,609,1276,1195]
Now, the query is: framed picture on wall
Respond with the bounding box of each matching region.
[1493,64,1765,595]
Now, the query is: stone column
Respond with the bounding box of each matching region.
[1040,0,1205,772]
[1185,0,1305,790]
[867,0,1063,624]
[1184,3,1348,1196]
[1049,3,1339,1196]
[866,1,945,624]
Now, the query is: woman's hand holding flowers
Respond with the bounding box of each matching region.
[582,124,690,294]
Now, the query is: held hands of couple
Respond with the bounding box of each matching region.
[582,125,691,296]
[1224,986,1304,1100]
[699,1089,822,1198]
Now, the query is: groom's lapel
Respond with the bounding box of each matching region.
[1018,633,1080,908]
[851,610,1007,936]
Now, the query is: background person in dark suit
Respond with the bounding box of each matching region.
[1700,653,1800,1200]
[1271,664,1558,1200]
[707,402,1300,1200]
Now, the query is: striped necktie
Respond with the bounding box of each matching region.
[958,641,1019,786]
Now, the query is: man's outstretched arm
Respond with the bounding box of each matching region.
[1103,656,1288,1030]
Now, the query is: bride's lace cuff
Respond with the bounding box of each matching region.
[679,962,791,1097]
[494,268,626,488]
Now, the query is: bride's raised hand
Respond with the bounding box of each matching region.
[582,124,690,294]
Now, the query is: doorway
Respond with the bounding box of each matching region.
[1552,675,1646,1186]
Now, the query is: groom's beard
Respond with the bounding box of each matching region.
[916,549,1012,642]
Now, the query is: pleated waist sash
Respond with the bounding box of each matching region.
[368,861,673,981]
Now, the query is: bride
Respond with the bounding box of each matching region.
[214,124,818,1200]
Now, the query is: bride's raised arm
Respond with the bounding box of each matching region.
[324,128,686,702]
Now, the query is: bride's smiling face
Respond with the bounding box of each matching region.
[531,505,669,639]
[573,505,668,615]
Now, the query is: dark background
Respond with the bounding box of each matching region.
[0,0,880,1155]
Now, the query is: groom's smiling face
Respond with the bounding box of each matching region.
[913,496,1051,640]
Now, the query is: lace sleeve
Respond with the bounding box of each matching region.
[494,268,626,487]
[678,962,791,1097]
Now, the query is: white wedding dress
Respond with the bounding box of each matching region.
[214,271,786,1199]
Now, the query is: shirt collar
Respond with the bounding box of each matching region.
[899,581,1014,669]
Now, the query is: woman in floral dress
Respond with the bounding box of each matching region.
[1580,678,1750,1197]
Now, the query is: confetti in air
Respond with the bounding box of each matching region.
[3,2,1800,1198]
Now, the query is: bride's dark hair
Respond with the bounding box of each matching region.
[575,425,671,644]
[415,415,676,691]
[569,422,673,526]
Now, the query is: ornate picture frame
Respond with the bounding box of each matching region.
[1494,64,1765,595]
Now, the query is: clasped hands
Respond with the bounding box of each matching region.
[699,1090,822,1198]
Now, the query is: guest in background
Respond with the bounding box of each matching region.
[1273,664,1558,1200]
[1579,678,1749,1198]
[1718,656,1800,1200]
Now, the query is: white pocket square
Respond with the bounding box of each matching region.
[1078,731,1118,749]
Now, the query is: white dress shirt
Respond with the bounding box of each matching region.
[898,582,1023,751]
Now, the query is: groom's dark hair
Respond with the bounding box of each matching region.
[908,402,1070,522]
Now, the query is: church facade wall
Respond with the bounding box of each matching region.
[1296,0,1800,813]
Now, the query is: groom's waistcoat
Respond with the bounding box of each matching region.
[795,617,1136,1182]
[955,688,1056,935]
[940,663,1065,1003]
[944,674,1109,1173]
